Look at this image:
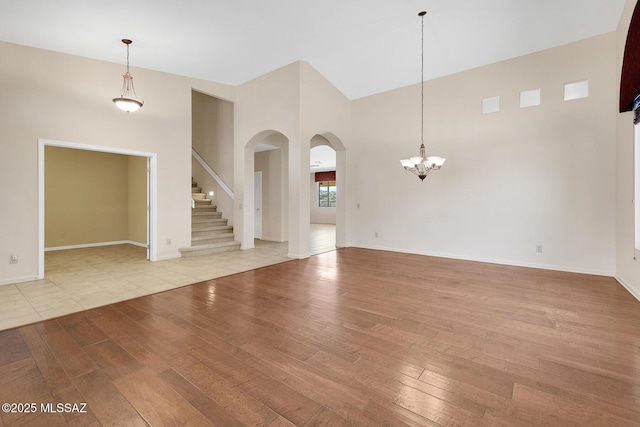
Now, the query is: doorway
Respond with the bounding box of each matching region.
[37,139,158,279]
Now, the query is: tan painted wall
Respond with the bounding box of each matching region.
[0,40,235,284]
[43,147,146,249]
[616,0,640,298]
[45,146,128,247]
[352,33,617,275]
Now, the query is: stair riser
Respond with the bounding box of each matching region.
[192,218,227,225]
[192,213,223,218]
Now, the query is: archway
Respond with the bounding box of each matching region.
[242,131,290,253]
[310,132,348,250]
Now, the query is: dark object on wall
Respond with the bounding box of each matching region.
[315,171,336,182]
[620,2,640,113]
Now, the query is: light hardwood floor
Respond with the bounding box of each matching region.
[0,247,639,426]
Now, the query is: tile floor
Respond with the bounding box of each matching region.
[0,224,336,331]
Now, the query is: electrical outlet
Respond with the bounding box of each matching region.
[9,252,18,264]
[375,232,379,238]
[167,239,172,246]
[536,245,543,253]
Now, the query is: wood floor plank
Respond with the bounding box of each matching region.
[38,329,97,379]
[83,339,143,380]
[170,354,279,426]
[0,247,639,425]
[158,368,245,426]
[18,325,73,393]
[0,329,31,367]
[113,367,203,426]
[71,370,147,427]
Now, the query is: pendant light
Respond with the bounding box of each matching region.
[113,39,144,112]
[400,11,445,181]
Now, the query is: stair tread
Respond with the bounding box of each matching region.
[179,241,241,252]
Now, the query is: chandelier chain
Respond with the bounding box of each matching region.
[126,42,132,75]
[421,11,424,147]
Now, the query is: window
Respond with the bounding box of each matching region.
[318,181,336,207]
[481,96,500,114]
[564,80,589,101]
[520,88,541,108]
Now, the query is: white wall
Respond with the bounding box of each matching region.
[0,40,235,285]
[616,0,640,299]
[352,33,617,275]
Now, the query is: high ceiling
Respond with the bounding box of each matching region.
[0,0,627,100]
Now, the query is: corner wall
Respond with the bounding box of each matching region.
[616,0,640,299]
[191,91,235,224]
[0,40,235,285]
[352,33,617,275]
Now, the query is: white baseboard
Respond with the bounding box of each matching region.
[352,244,614,277]
[615,275,640,303]
[45,240,147,252]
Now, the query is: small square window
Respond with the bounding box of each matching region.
[520,88,541,108]
[482,96,500,114]
[564,80,589,101]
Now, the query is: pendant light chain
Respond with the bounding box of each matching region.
[126,42,131,76]
[421,11,424,147]
[399,11,446,181]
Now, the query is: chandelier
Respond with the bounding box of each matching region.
[112,39,144,112]
[400,11,445,181]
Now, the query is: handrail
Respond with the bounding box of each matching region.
[192,148,234,200]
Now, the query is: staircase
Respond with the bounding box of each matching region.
[179,180,241,257]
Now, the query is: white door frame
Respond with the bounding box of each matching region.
[37,138,158,279]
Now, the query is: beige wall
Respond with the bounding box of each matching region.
[234,61,351,257]
[2,16,635,289]
[191,91,234,223]
[352,33,617,275]
[616,0,640,298]
[0,40,235,284]
[254,140,288,242]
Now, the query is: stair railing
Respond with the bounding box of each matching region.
[192,148,234,203]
